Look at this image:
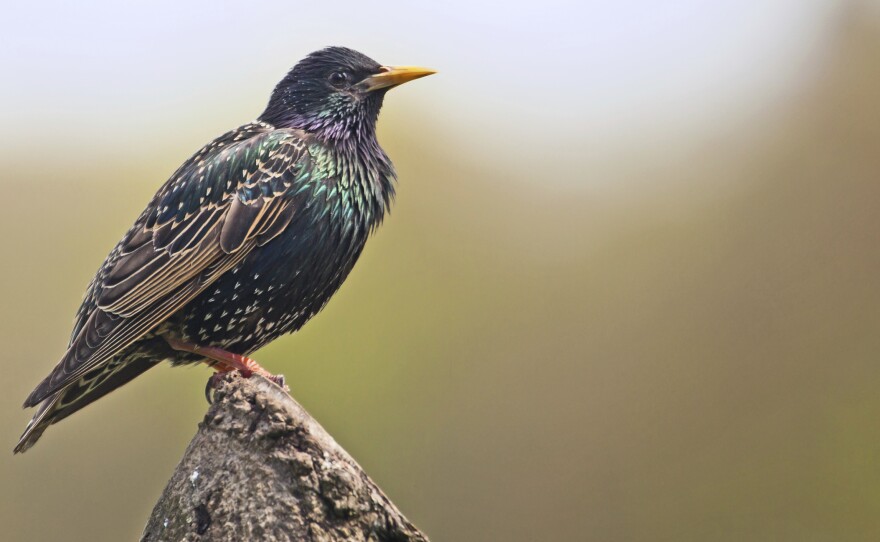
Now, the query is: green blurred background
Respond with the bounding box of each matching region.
[3,1,880,540]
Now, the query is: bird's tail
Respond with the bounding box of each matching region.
[14,394,62,453]
[15,355,161,453]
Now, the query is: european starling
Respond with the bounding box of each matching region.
[15,47,434,453]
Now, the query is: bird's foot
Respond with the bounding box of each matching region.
[165,337,290,402]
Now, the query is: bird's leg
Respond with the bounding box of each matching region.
[164,337,287,392]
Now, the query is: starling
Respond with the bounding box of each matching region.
[15,47,434,453]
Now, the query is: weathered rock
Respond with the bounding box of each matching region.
[141,374,428,542]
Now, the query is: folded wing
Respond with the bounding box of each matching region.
[24,124,313,407]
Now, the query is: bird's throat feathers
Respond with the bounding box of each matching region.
[326,138,397,232]
[261,92,396,228]
[260,83,387,147]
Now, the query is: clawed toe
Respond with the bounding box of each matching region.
[268,373,289,392]
[204,372,227,404]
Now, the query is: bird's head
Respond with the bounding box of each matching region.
[260,47,435,143]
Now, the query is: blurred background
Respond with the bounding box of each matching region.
[2,0,880,540]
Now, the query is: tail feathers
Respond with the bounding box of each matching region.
[24,309,130,408]
[14,397,60,453]
[23,372,55,408]
[15,354,161,453]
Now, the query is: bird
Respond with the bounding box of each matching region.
[15,46,435,453]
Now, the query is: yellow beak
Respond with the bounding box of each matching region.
[359,66,437,92]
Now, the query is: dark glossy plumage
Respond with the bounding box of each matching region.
[16,47,433,452]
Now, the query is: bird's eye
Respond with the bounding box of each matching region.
[328,71,350,88]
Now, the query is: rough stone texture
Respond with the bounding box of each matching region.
[141,374,429,542]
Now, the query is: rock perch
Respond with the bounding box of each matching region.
[141,374,429,542]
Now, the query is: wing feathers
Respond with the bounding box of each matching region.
[220,196,266,253]
[99,232,223,316]
[103,241,162,288]
[257,201,297,246]
[24,125,312,406]
[25,239,257,407]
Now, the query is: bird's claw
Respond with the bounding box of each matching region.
[204,372,227,404]
[268,373,289,393]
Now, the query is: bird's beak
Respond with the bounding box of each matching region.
[358,66,437,92]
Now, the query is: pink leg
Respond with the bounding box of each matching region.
[165,337,286,389]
